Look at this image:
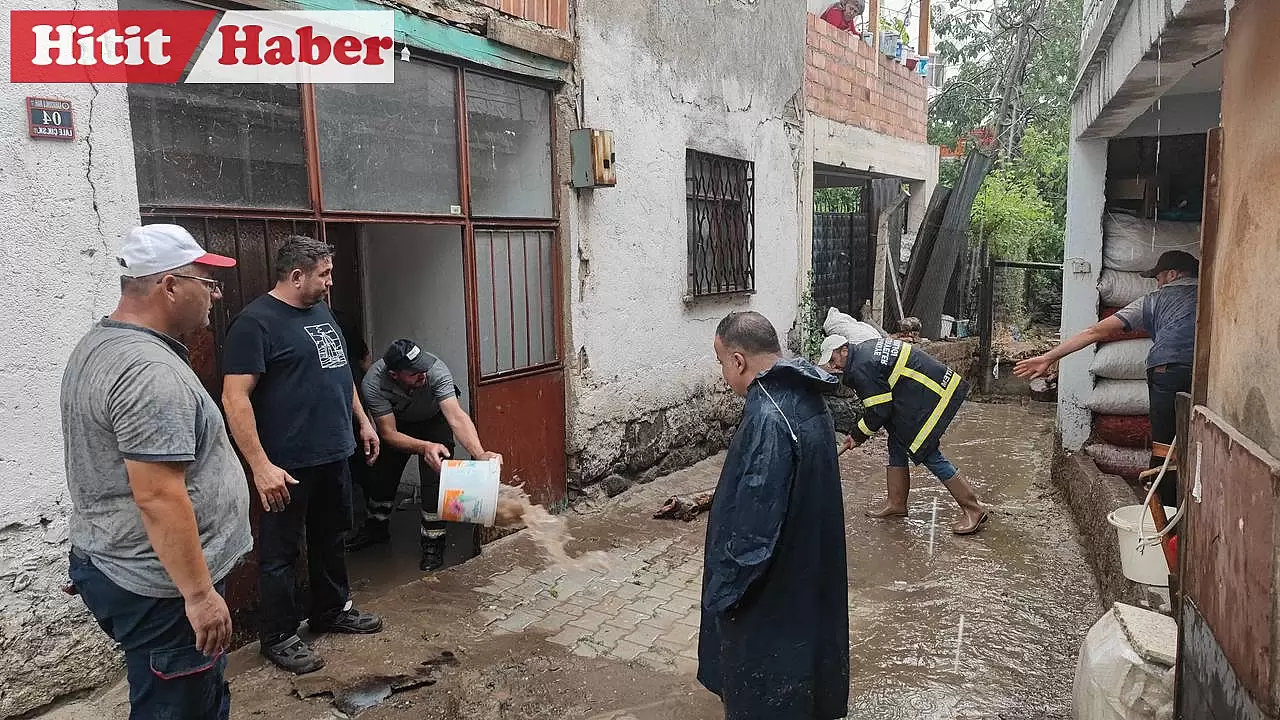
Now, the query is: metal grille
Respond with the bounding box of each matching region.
[686,150,755,297]
[812,184,871,317]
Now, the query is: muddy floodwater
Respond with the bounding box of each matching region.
[843,401,1102,719]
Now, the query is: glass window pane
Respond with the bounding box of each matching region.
[493,235,514,373]
[476,231,497,376]
[129,83,309,209]
[475,230,558,376]
[316,61,459,213]
[540,233,557,364]
[466,73,552,217]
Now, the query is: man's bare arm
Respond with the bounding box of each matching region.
[222,374,297,512]
[125,459,230,656]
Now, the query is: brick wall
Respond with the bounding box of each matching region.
[805,13,928,144]
[479,0,569,31]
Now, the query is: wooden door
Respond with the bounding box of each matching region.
[469,228,567,509]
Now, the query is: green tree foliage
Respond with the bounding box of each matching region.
[928,0,1083,151]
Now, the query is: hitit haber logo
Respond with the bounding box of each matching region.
[9,10,396,84]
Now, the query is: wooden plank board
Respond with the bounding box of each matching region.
[486,15,575,62]
[1192,127,1222,406]
[901,183,951,312]
[909,151,993,338]
[298,0,570,82]
[1184,406,1280,707]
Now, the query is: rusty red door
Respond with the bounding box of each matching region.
[469,228,567,509]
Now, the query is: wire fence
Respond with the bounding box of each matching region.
[977,255,1063,393]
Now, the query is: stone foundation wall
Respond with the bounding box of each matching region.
[568,386,745,497]
[1049,441,1165,610]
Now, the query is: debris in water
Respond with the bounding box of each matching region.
[653,488,716,521]
[497,487,611,571]
[295,652,459,716]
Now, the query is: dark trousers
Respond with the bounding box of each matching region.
[1148,364,1193,508]
[362,415,454,541]
[258,460,353,644]
[69,550,230,720]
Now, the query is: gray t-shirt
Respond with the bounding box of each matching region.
[362,355,456,423]
[1112,277,1199,369]
[61,319,252,598]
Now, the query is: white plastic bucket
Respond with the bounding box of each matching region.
[438,459,502,526]
[1107,505,1177,586]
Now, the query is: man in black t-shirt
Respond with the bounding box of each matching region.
[222,236,384,676]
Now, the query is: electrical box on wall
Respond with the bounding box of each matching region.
[570,129,616,189]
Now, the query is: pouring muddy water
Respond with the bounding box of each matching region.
[438,459,611,571]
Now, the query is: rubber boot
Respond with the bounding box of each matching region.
[420,536,446,572]
[942,474,989,535]
[345,519,390,552]
[866,466,911,518]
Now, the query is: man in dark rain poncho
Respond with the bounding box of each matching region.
[698,311,849,720]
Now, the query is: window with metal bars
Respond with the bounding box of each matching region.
[686,150,755,297]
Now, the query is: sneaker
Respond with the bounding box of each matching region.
[261,634,325,675]
[345,521,391,552]
[311,603,384,635]
[420,537,445,572]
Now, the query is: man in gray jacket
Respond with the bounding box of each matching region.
[1016,250,1199,506]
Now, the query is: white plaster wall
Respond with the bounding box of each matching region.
[568,0,806,480]
[1058,138,1109,451]
[810,114,939,189]
[1073,0,1224,138]
[360,225,471,415]
[0,1,141,714]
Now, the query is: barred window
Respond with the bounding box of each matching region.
[686,150,755,297]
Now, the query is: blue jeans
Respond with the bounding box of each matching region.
[68,550,230,720]
[887,433,958,481]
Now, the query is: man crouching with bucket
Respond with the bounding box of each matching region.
[820,334,989,535]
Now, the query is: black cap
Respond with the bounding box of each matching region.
[1139,250,1199,278]
[383,338,431,372]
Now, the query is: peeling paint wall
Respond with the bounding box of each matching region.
[566,0,807,487]
[1207,0,1280,463]
[0,1,141,715]
[1057,138,1107,451]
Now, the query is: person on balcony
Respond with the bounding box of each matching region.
[820,0,865,34]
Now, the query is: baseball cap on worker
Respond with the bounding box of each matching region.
[117,224,236,278]
[818,334,850,366]
[383,339,432,373]
[1139,250,1199,278]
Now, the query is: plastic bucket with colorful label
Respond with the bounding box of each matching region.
[438,459,501,527]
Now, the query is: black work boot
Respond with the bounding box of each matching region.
[261,634,326,675]
[420,536,446,572]
[345,520,391,552]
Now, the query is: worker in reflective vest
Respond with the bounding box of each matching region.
[821,335,990,535]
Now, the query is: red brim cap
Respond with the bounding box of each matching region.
[194,252,237,268]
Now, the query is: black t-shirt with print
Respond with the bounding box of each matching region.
[223,294,355,470]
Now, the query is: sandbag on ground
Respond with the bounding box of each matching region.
[1087,378,1150,415]
[1094,414,1152,449]
[1102,212,1201,273]
[1086,443,1150,480]
[1098,269,1157,308]
[1091,339,1152,380]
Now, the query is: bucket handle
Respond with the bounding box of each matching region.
[1135,440,1185,553]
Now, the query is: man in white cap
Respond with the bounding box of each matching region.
[61,225,250,719]
[820,334,989,535]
